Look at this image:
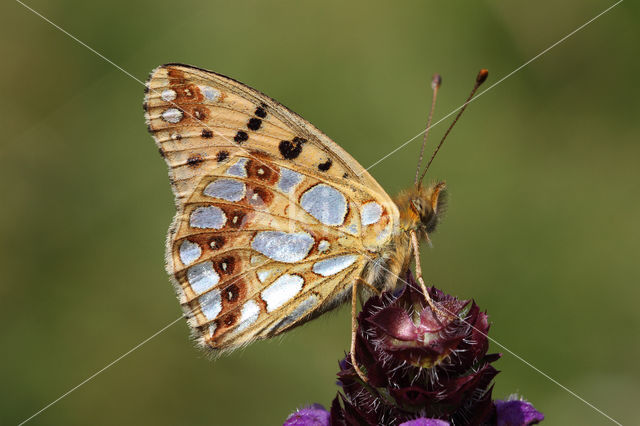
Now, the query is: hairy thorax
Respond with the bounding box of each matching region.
[360,183,447,293]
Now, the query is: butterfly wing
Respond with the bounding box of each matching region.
[144,64,398,351]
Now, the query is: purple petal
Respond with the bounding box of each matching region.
[389,386,433,406]
[368,307,419,340]
[496,399,544,425]
[399,419,450,426]
[284,404,330,426]
[418,307,447,332]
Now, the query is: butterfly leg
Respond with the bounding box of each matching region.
[357,277,381,296]
[410,229,454,320]
[351,279,369,383]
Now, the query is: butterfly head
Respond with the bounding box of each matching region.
[397,181,447,236]
[413,182,447,234]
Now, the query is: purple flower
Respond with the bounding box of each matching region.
[400,419,450,426]
[329,271,498,425]
[495,398,544,425]
[284,271,544,425]
[283,404,330,426]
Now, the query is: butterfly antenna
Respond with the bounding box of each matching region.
[414,74,442,187]
[419,69,488,183]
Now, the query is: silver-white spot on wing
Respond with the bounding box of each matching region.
[261,274,304,312]
[278,167,303,193]
[226,158,248,177]
[161,108,183,123]
[377,223,392,242]
[257,269,272,283]
[161,89,176,101]
[312,255,358,277]
[270,295,318,333]
[187,261,220,295]
[360,202,383,226]
[300,184,347,226]
[179,239,201,266]
[318,240,330,253]
[236,300,260,332]
[208,322,217,338]
[251,231,314,263]
[203,179,246,202]
[190,206,227,229]
[199,85,221,102]
[199,289,222,321]
[345,222,358,235]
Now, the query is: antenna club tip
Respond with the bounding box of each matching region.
[431,74,442,90]
[476,69,489,85]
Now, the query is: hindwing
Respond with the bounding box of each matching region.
[144,64,399,350]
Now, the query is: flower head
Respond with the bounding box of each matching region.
[495,397,544,425]
[283,404,330,426]
[284,271,544,425]
[331,271,500,425]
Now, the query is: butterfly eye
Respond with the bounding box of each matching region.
[411,199,421,212]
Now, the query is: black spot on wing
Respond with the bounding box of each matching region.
[254,106,267,118]
[318,158,332,172]
[247,118,262,131]
[279,137,306,160]
[201,129,213,138]
[217,151,229,162]
[187,154,204,168]
[234,131,249,143]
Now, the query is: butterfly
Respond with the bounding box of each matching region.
[143,64,487,380]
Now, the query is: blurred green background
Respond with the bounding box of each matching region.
[2,1,639,424]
